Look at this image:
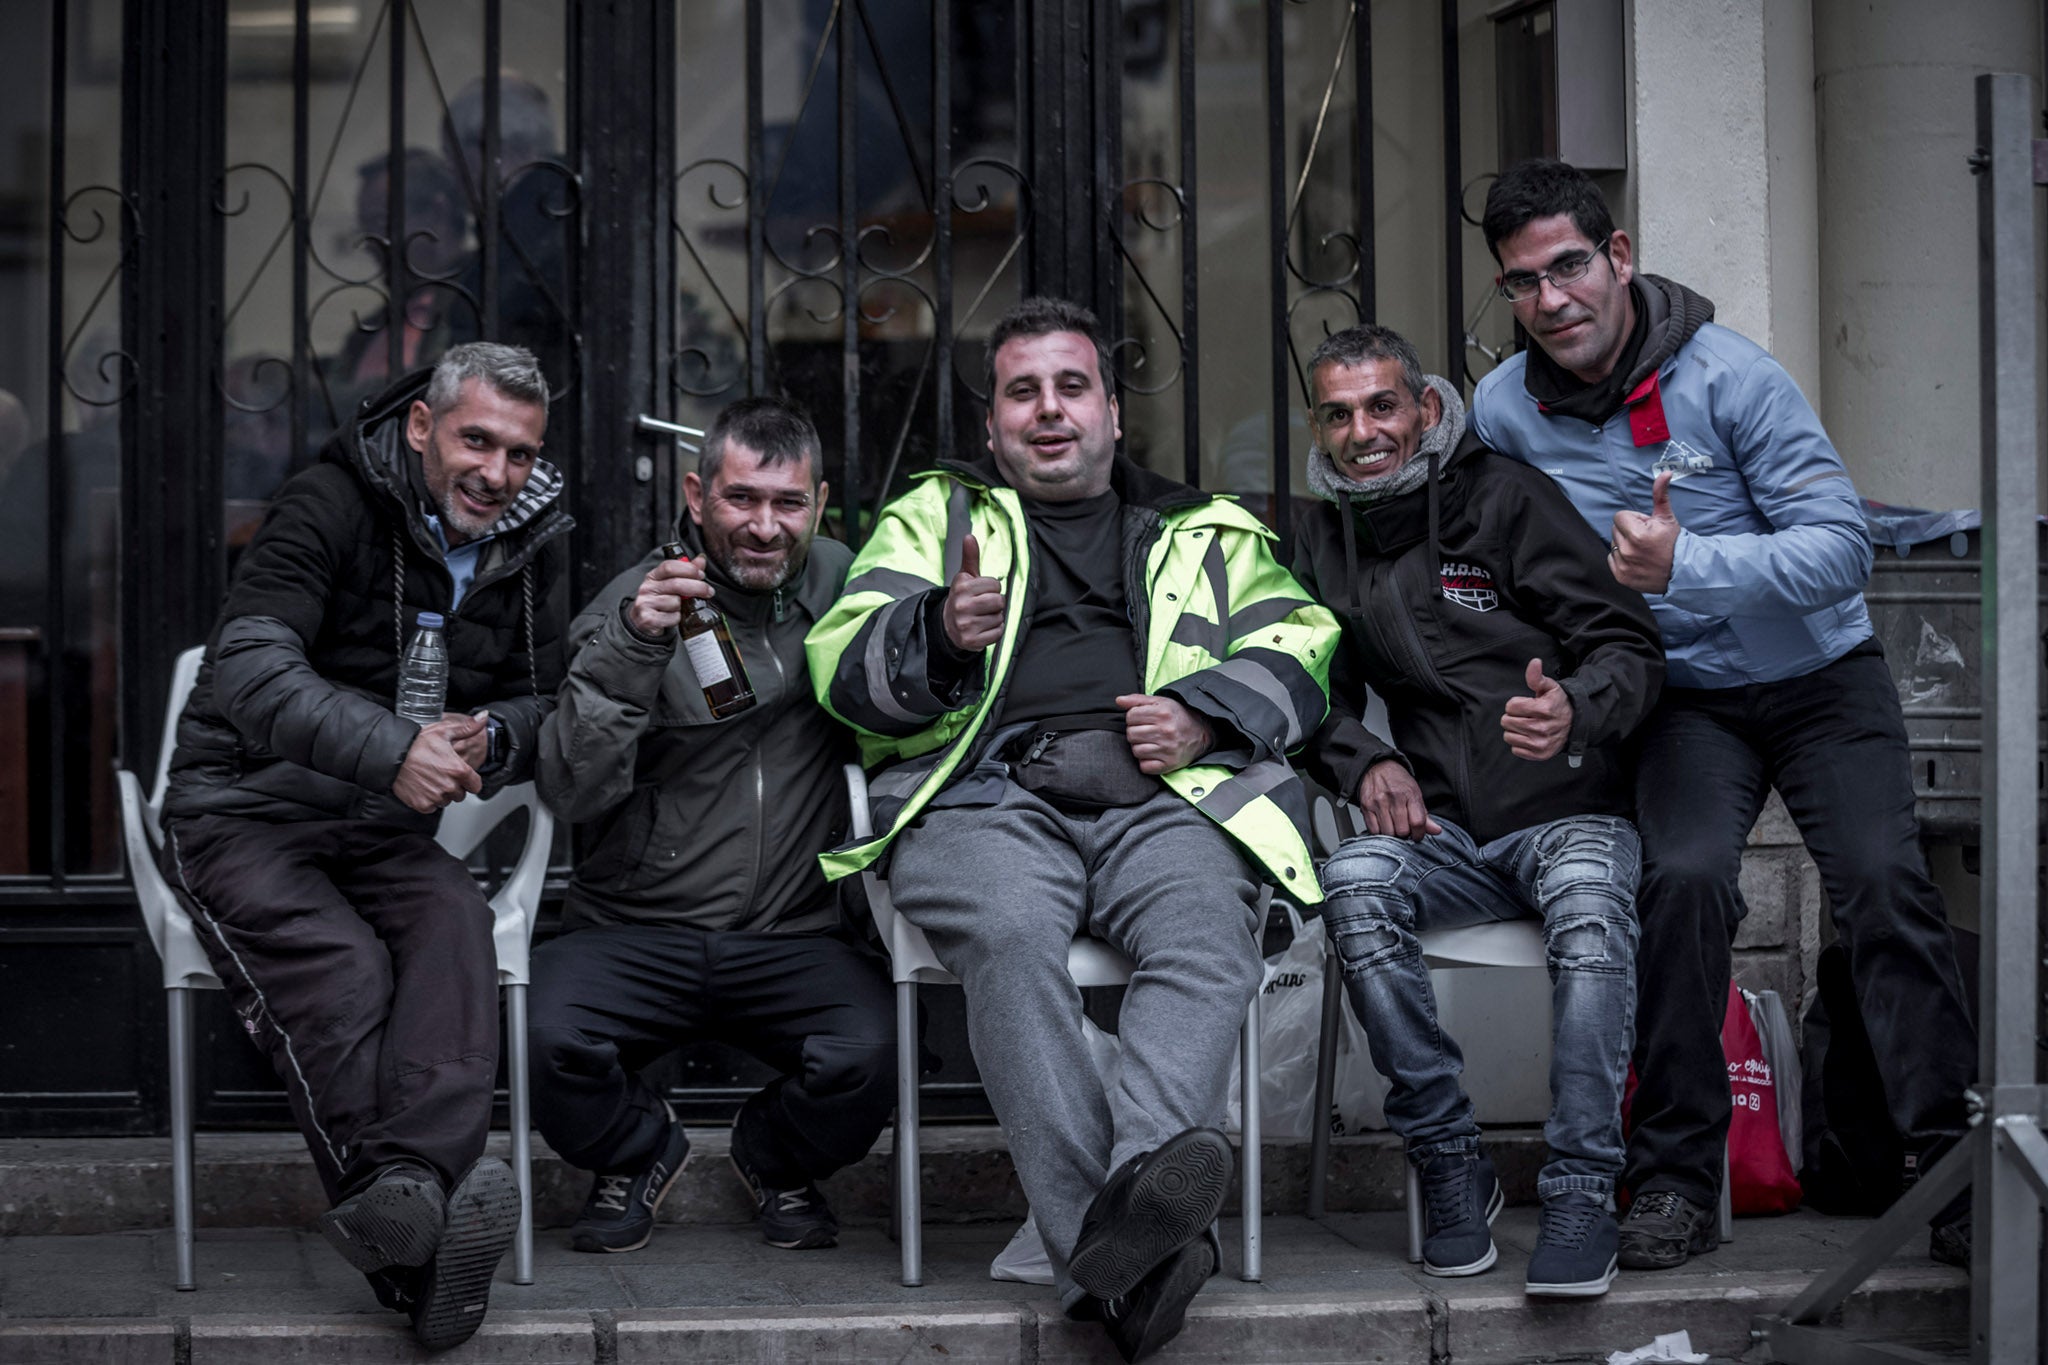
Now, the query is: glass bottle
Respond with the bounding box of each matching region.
[661,541,757,718]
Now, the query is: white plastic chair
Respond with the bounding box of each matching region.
[845,763,1265,1288]
[119,644,554,1290]
[1302,793,1731,1259]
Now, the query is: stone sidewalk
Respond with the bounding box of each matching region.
[0,1205,1967,1363]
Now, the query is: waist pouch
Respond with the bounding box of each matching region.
[1007,724,1162,812]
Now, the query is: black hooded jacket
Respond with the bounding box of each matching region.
[1294,427,1663,845]
[164,367,573,829]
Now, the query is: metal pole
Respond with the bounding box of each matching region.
[1970,68,2041,1365]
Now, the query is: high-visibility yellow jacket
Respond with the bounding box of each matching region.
[805,455,1340,901]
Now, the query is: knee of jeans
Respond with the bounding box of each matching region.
[1321,836,1421,901]
[1533,816,1642,903]
[800,1033,898,1099]
[1324,905,1417,977]
[1543,904,1638,975]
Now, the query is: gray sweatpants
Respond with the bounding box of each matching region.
[889,778,1264,1301]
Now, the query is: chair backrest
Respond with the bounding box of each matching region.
[439,782,554,988]
[123,645,218,990]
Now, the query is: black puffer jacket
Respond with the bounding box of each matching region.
[165,367,573,829]
[1295,424,1662,846]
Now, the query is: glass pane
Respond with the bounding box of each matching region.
[0,0,125,877]
[673,1,1024,532]
[222,0,572,554]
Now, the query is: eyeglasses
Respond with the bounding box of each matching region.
[1497,236,1613,303]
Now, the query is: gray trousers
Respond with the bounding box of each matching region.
[889,779,1263,1300]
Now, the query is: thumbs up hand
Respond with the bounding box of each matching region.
[943,533,1007,652]
[1609,470,1678,592]
[1501,657,1575,762]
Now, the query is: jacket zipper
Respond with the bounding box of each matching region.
[749,628,785,909]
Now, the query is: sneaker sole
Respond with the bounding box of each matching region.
[1526,1254,1619,1297]
[318,1177,446,1273]
[1616,1222,1719,1271]
[411,1160,520,1352]
[1068,1130,1234,1301]
[569,1152,691,1255]
[1420,1178,1504,1278]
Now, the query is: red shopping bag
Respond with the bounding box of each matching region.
[1722,980,1802,1215]
[1622,982,1802,1215]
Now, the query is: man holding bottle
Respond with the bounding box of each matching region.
[529,397,895,1258]
[159,342,571,1348]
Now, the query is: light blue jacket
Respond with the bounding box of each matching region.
[1471,321,1872,689]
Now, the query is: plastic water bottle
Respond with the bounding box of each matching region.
[395,611,449,726]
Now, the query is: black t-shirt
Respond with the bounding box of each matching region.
[1001,489,1142,729]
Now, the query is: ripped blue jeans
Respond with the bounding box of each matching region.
[1319,815,1641,1200]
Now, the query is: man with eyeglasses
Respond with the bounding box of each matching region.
[528,396,895,1258]
[1470,159,1975,1274]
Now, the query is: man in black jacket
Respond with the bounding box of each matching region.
[161,342,571,1349]
[1296,325,1662,1298]
[529,397,892,1258]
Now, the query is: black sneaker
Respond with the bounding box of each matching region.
[1099,1232,1219,1363]
[1525,1193,1619,1296]
[1416,1149,1503,1277]
[1617,1189,1719,1270]
[317,1161,446,1273]
[364,1265,422,1314]
[569,1107,692,1254]
[410,1157,520,1352]
[1069,1128,1234,1301]
[1930,1212,1971,1269]
[729,1099,839,1249]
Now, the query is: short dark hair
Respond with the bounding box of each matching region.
[982,297,1115,397]
[426,342,549,421]
[700,395,823,487]
[1481,159,1617,262]
[1304,324,1427,403]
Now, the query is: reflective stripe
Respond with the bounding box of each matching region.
[845,566,938,602]
[1196,759,1296,823]
[943,482,972,580]
[1228,595,1308,640]
[1202,538,1232,641]
[1203,656,1302,744]
[1168,610,1230,658]
[860,596,924,725]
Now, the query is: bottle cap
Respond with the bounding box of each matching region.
[416,612,445,629]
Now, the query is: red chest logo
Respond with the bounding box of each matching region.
[1440,561,1498,612]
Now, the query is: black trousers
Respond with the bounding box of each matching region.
[1626,640,1976,1206]
[162,814,501,1203]
[527,922,896,1186]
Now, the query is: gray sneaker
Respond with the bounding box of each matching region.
[1525,1193,1618,1296]
[1416,1149,1503,1277]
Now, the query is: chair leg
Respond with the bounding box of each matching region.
[168,987,197,1291]
[1405,1162,1423,1264]
[1719,1144,1734,1244]
[1307,935,1342,1220]
[1239,991,1262,1283]
[896,981,923,1288]
[505,983,535,1286]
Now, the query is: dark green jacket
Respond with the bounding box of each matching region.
[538,521,855,933]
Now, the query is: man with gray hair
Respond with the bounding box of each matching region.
[1294,323,1662,1296]
[161,341,572,1348]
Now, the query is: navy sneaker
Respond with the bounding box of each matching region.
[410,1157,520,1351]
[1416,1149,1503,1277]
[317,1161,446,1273]
[1525,1193,1619,1296]
[569,1105,692,1254]
[1617,1189,1718,1270]
[1069,1127,1234,1300]
[730,1102,838,1250]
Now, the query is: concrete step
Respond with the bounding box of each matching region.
[0,1127,1559,1237]
[0,1211,1970,1365]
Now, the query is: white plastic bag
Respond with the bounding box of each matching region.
[1743,987,1804,1171]
[1226,904,1330,1140]
[990,1016,1122,1284]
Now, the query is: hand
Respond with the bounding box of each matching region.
[392,718,486,813]
[1501,658,1573,761]
[1356,759,1440,842]
[445,709,489,769]
[628,553,714,636]
[1609,470,1678,593]
[943,534,1007,653]
[1116,694,1213,775]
